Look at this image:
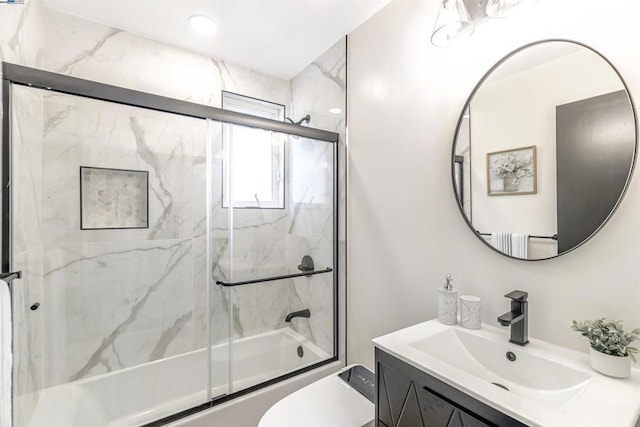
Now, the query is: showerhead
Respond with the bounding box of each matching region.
[285,114,311,126]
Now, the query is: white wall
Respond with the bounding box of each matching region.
[347,0,640,369]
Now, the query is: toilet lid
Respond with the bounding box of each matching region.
[259,372,374,427]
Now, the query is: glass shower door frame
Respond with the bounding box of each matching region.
[2,62,340,426]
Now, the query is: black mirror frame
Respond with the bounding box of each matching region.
[451,39,638,261]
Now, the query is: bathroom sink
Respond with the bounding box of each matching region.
[409,328,591,411]
[372,320,640,427]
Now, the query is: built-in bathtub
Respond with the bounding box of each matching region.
[27,328,334,427]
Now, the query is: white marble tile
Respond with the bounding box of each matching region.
[11,85,45,255]
[3,2,47,417]
[41,8,291,110]
[285,236,335,355]
[287,37,346,356]
[40,239,196,386]
[5,8,346,426]
[0,0,43,68]
[12,248,45,427]
[36,90,207,244]
[291,38,346,135]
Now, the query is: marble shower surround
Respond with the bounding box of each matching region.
[13,85,208,387]
[8,60,340,385]
[4,4,346,425]
[289,38,347,356]
[0,1,45,426]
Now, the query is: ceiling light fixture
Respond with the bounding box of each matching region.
[329,108,343,115]
[431,0,474,48]
[189,15,218,36]
[431,0,538,47]
[485,0,538,18]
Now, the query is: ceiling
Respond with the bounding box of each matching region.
[42,0,392,80]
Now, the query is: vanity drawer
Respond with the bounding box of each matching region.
[375,348,527,427]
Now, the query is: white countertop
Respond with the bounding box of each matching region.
[372,319,640,427]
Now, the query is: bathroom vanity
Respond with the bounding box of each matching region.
[375,348,525,426]
[373,320,640,427]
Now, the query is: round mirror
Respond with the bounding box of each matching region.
[452,40,637,260]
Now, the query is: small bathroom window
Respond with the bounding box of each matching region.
[222,91,285,209]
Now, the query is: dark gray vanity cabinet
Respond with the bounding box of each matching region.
[375,348,527,427]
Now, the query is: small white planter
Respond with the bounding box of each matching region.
[589,347,631,378]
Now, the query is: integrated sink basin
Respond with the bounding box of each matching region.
[373,319,640,426]
[409,328,591,411]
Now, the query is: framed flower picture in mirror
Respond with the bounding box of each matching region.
[486,145,537,196]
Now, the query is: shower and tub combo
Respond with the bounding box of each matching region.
[1,62,342,426]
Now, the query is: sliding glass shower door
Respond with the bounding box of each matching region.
[6,67,339,427]
[9,84,215,426]
[214,124,337,395]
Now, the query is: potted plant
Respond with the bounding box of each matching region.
[571,318,640,378]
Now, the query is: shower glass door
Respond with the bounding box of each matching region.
[9,84,217,426]
[6,66,340,426]
[216,123,337,395]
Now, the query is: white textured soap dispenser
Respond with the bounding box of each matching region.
[438,274,458,325]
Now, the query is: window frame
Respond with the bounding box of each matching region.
[221,91,286,209]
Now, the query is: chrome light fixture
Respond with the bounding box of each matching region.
[431,0,474,48]
[431,0,539,47]
[485,0,538,18]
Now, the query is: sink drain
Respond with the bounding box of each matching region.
[491,382,509,391]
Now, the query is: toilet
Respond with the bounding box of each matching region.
[259,365,375,427]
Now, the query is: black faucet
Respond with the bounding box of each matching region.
[285,309,311,322]
[497,290,529,346]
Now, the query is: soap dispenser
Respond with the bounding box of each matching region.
[438,274,458,325]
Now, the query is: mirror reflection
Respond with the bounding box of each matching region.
[453,41,636,260]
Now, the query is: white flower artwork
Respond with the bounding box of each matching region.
[487,145,537,196]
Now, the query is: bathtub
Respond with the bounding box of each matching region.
[27,327,334,427]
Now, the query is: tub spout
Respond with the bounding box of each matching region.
[285,309,311,322]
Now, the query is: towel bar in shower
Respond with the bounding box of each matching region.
[1,271,22,303]
[215,267,333,287]
[0,271,22,284]
[476,231,558,241]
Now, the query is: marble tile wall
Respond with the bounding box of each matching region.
[38,8,298,366]
[3,4,346,425]
[41,8,291,109]
[10,85,213,427]
[288,39,347,355]
[198,39,347,356]
[0,1,45,425]
[11,85,45,427]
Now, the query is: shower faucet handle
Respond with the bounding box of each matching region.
[297,255,315,273]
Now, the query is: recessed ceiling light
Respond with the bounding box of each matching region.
[329,108,343,115]
[189,15,218,36]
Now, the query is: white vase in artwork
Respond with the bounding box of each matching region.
[589,347,631,378]
[503,175,519,192]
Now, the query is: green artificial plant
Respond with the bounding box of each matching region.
[571,318,640,362]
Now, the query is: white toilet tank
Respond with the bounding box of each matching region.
[258,365,375,427]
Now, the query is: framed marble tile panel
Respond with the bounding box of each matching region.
[80,166,149,229]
